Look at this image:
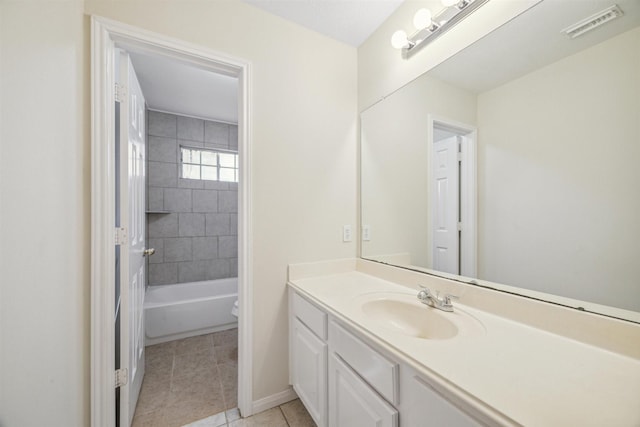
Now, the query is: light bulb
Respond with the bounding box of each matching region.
[391,30,409,49]
[413,8,432,30]
[441,0,459,7]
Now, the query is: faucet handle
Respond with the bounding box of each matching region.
[417,285,431,301]
[442,294,459,305]
[418,285,431,294]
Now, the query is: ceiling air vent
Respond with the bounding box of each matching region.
[562,5,624,39]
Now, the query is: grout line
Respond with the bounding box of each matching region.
[279,405,291,427]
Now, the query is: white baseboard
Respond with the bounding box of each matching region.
[251,387,298,415]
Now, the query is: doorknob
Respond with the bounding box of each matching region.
[143,248,156,257]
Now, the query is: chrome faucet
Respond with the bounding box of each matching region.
[417,286,458,312]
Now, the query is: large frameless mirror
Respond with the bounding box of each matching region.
[360,0,640,322]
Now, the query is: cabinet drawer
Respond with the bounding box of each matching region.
[329,353,398,427]
[292,291,328,340]
[329,321,399,405]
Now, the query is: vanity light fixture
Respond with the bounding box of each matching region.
[391,0,489,54]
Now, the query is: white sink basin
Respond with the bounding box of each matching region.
[354,292,485,340]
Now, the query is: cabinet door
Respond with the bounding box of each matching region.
[329,353,398,427]
[403,374,483,427]
[292,318,327,427]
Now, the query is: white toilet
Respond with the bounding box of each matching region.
[231,299,238,318]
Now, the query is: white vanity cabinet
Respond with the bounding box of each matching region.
[289,287,484,427]
[289,290,328,427]
[400,367,484,427]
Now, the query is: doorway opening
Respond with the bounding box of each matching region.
[428,115,477,278]
[91,17,253,427]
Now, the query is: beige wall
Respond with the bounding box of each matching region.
[357,0,541,111]
[477,27,640,311]
[361,74,476,267]
[1,0,357,425]
[1,1,90,426]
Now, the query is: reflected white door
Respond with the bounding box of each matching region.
[432,136,460,274]
[118,51,146,427]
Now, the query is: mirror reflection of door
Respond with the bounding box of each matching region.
[430,121,476,278]
[432,135,460,274]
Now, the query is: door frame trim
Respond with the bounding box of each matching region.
[90,16,254,426]
[427,114,477,277]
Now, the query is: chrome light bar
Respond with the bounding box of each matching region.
[404,0,490,54]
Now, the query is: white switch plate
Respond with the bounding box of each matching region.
[362,225,371,241]
[343,225,352,242]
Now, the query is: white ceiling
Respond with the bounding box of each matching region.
[129,0,404,121]
[129,52,239,123]
[429,0,640,93]
[241,0,405,46]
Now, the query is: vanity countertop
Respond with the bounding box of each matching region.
[288,263,640,427]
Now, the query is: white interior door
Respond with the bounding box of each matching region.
[432,135,460,274]
[118,50,146,427]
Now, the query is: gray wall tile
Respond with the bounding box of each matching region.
[229,258,238,277]
[146,112,239,285]
[148,213,178,238]
[164,237,193,262]
[149,111,177,138]
[164,188,192,212]
[178,261,208,283]
[148,161,177,187]
[148,136,177,163]
[178,213,205,237]
[229,125,238,150]
[193,190,218,213]
[219,236,238,259]
[205,121,229,146]
[178,177,204,189]
[204,181,229,191]
[149,262,178,285]
[229,214,238,235]
[192,237,218,261]
[218,191,237,213]
[206,259,231,280]
[147,238,164,264]
[206,213,230,236]
[148,187,164,211]
[177,116,204,142]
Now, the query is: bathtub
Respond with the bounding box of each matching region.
[144,278,238,346]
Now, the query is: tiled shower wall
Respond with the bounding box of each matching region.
[146,110,238,286]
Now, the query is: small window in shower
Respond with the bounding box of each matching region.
[180,146,238,182]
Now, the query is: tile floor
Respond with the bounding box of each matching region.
[132,328,238,426]
[132,328,315,427]
[183,399,316,427]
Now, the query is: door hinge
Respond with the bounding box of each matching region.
[114,83,127,103]
[457,222,463,231]
[115,368,128,388]
[457,152,463,162]
[115,227,127,245]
